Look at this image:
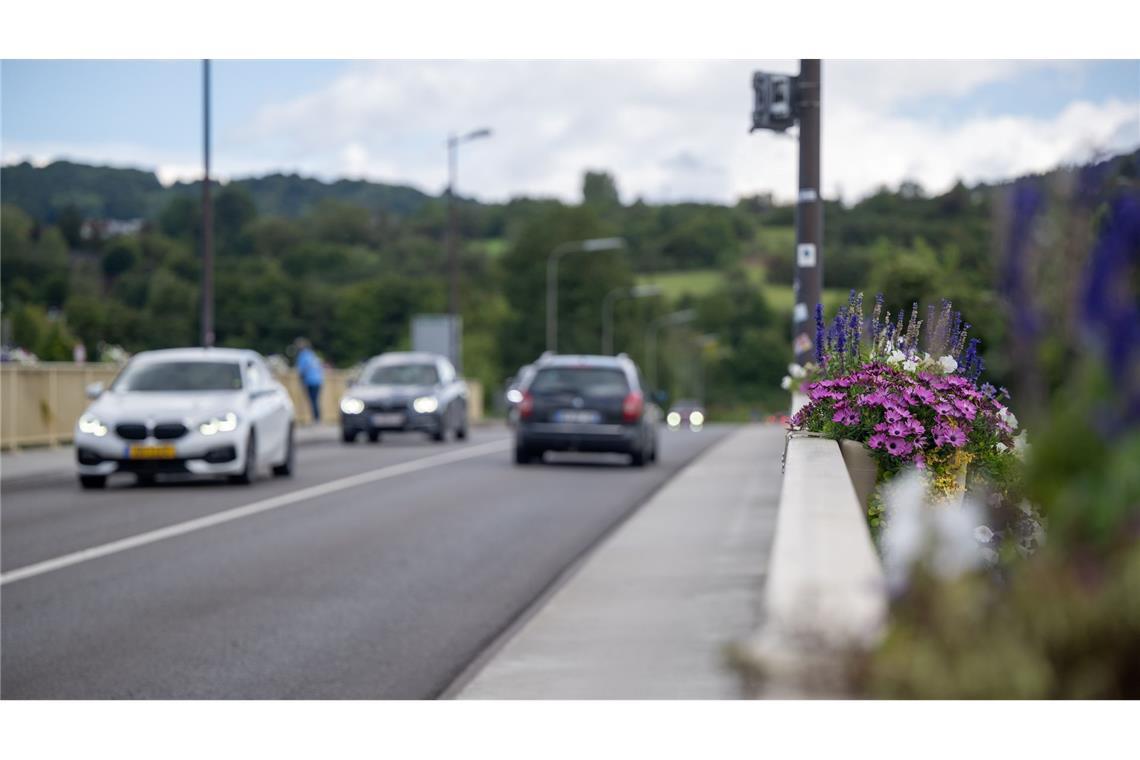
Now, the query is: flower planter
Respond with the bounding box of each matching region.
[839,439,878,514]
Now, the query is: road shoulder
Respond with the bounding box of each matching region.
[454,423,786,699]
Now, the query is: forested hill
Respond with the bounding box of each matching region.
[0,160,435,222]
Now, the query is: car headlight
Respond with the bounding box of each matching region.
[199,411,239,436]
[689,410,705,426]
[666,411,681,427]
[78,414,109,437]
[340,397,365,415]
[413,396,439,414]
[506,389,523,404]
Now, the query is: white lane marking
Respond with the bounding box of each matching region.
[1,437,510,586]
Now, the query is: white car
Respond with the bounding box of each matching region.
[74,348,296,489]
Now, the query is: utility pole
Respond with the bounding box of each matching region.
[793,59,822,366]
[200,59,214,348]
[444,128,491,371]
[750,60,823,366]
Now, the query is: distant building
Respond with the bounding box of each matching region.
[80,218,145,241]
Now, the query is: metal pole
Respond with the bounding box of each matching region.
[200,59,214,348]
[793,59,822,366]
[446,135,459,317]
[601,286,623,356]
[546,246,566,352]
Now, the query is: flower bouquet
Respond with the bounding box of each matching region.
[789,292,1021,509]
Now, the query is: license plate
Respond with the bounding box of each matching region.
[127,445,177,460]
[554,410,601,424]
[371,413,404,427]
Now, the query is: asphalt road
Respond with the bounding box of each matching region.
[1,423,729,699]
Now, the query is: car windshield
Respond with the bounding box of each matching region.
[367,363,439,386]
[529,367,630,397]
[114,361,243,392]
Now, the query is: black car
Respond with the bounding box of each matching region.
[338,352,469,443]
[513,353,659,466]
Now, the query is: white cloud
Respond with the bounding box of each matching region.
[6,61,1138,204]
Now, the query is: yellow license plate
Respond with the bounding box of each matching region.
[128,445,177,460]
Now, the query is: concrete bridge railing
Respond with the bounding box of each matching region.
[736,432,888,697]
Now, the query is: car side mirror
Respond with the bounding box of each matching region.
[85,382,105,400]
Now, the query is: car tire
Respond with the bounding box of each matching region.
[456,414,468,440]
[79,475,107,490]
[272,423,295,476]
[630,448,647,467]
[342,429,358,444]
[514,445,536,465]
[367,430,382,443]
[136,473,157,486]
[431,426,446,443]
[229,433,257,485]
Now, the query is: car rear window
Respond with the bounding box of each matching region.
[114,361,243,392]
[367,363,439,386]
[529,367,630,397]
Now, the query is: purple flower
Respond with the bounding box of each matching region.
[883,437,914,457]
[933,424,967,448]
[832,407,860,426]
[886,421,910,438]
[814,303,825,365]
[953,398,978,420]
[867,433,888,450]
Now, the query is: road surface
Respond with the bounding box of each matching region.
[1,424,728,698]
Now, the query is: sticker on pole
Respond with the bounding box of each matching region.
[797,243,817,267]
[794,333,813,355]
[793,302,808,322]
[798,188,818,203]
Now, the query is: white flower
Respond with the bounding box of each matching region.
[938,355,958,374]
[902,359,917,372]
[974,525,994,544]
[1013,430,1029,459]
[887,349,906,365]
[995,442,1008,453]
[780,376,792,390]
[788,363,806,379]
[997,406,1019,430]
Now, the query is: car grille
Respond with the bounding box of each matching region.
[366,400,408,412]
[115,423,148,440]
[153,423,188,440]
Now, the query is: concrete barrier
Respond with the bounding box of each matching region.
[1,363,483,450]
[735,433,887,697]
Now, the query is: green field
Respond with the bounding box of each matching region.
[637,265,846,316]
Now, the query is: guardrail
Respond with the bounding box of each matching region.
[735,433,887,697]
[0,363,482,450]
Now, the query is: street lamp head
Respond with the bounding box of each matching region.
[630,284,663,297]
[464,128,493,142]
[580,237,626,252]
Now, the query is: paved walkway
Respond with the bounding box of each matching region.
[455,424,786,699]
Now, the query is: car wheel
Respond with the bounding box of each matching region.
[367,430,382,443]
[342,429,358,444]
[630,448,646,467]
[514,445,535,465]
[229,433,257,485]
[456,409,468,440]
[79,475,107,490]
[273,423,295,476]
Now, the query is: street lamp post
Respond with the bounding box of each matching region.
[601,284,662,355]
[645,309,697,393]
[546,237,626,353]
[446,127,492,369]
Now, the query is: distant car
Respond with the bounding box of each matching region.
[666,399,706,430]
[339,351,468,443]
[513,353,659,467]
[74,347,296,489]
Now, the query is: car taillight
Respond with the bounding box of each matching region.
[519,391,534,419]
[621,391,644,422]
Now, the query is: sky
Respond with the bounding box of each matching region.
[2,59,1138,204]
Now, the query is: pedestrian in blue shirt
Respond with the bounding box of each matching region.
[294,338,325,423]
